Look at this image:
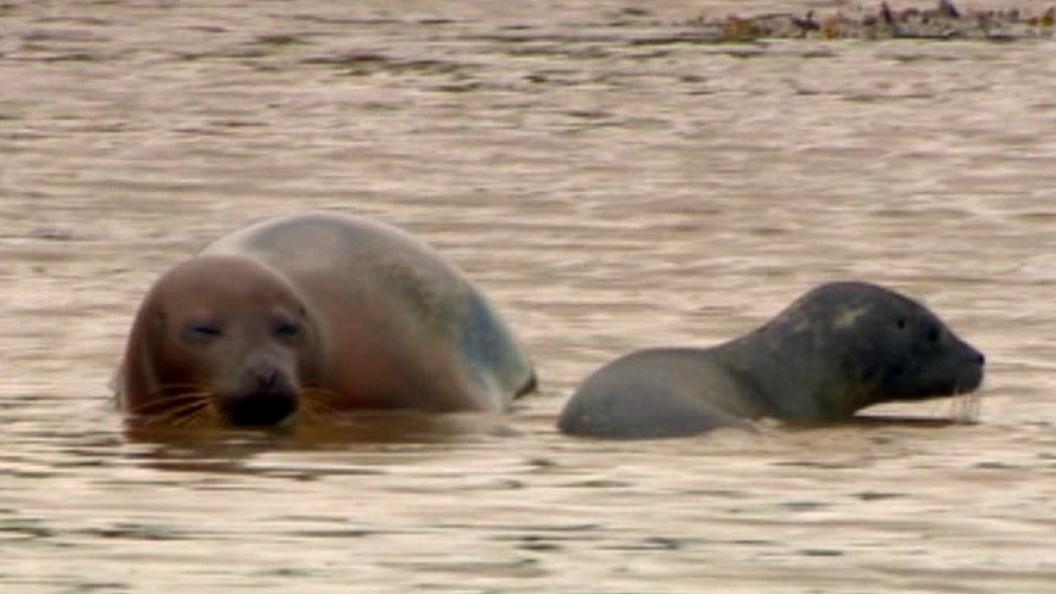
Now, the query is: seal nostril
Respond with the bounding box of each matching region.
[254,368,280,391]
[976,353,985,366]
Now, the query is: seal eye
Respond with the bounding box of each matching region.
[185,322,223,342]
[274,321,300,339]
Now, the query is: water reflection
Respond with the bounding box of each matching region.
[123,411,522,450]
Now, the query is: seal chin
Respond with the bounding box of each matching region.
[219,390,299,426]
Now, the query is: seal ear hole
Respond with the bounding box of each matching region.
[895,317,907,330]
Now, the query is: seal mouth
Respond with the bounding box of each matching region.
[130,383,346,428]
[220,391,299,427]
[216,363,302,426]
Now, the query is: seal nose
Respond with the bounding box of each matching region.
[219,364,299,426]
[256,368,280,391]
[967,344,985,367]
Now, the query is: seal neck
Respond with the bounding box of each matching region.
[718,324,878,422]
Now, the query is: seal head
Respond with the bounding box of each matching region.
[749,282,984,418]
[120,255,322,427]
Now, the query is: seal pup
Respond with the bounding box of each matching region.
[117,212,536,427]
[558,282,984,439]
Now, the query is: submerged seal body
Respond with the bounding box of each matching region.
[558,282,984,439]
[117,212,535,427]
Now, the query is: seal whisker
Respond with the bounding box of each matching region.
[132,390,212,416]
[299,387,344,423]
[947,382,982,424]
[188,407,215,429]
[296,406,324,425]
[148,395,213,426]
[171,400,218,429]
[171,409,200,429]
[148,383,214,397]
[949,389,964,421]
[959,390,981,424]
[127,382,220,427]
[302,401,342,418]
[303,386,343,404]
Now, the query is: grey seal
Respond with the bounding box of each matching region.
[117,212,536,427]
[558,282,984,439]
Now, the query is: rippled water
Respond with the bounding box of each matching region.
[3,1,1056,592]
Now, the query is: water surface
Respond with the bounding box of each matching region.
[3,1,1056,592]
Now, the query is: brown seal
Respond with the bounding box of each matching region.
[558,282,984,439]
[116,212,536,427]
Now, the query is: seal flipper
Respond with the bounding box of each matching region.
[514,370,538,399]
[459,290,536,406]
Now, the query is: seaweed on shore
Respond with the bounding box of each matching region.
[687,0,1055,41]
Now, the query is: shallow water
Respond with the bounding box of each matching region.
[3,0,1056,592]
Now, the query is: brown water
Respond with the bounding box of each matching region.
[4,1,1056,592]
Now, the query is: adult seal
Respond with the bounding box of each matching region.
[117,212,536,427]
[558,282,984,439]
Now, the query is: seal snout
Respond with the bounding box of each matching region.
[255,368,282,391]
[218,364,300,426]
[959,344,986,392]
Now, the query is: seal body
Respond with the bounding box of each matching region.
[558,282,985,439]
[118,212,535,426]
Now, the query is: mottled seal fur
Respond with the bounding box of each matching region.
[558,282,984,439]
[117,212,535,427]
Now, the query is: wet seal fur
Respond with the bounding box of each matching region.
[558,282,984,439]
[117,212,535,427]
